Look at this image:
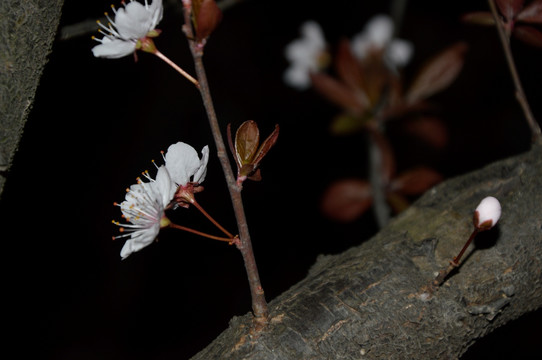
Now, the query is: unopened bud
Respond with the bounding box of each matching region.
[474,196,501,230]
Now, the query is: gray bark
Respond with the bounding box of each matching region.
[0,0,64,196]
[192,145,542,359]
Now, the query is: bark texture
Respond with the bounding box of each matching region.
[0,0,64,196]
[192,145,542,359]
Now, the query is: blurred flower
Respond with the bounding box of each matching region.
[113,165,175,259]
[351,14,413,68]
[92,0,164,59]
[474,196,502,230]
[284,21,329,90]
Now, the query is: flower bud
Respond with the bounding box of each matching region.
[474,196,501,231]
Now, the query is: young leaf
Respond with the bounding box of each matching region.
[514,25,542,46]
[253,124,279,166]
[389,167,443,195]
[516,0,542,23]
[194,0,222,43]
[461,11,496,26]
[496,0,525,22]
[310,72,366,113]
[321,179,372,222]
[235,120,260,166]
[405,42,468,104]
[404,116,448,148]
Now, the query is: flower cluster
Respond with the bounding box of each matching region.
[283,21,328,90]
[113,141,209,259]
[92,0,164,59]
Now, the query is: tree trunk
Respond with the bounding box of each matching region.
[0,0,64,195]
[192,145,542,359]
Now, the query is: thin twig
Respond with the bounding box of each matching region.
[181,1,268,328]
[168,223,233,242]
[487,0,542,144]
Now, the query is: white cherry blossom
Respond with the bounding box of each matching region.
[114,165,175,259]
[164,142,210,186]
[351,14,413,68]
[284,21,328,90]
[92,0,164,59]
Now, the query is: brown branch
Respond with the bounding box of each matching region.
[487,0,542,144]
[181,1,268,327]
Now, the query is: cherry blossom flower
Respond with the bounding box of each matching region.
[164,142,210,186]
[351,14,413,68]
[474,196,502,230]
[284,21,328,90]
[113,165,175,259]
[92,0,164,59]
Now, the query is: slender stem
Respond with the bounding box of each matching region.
[432,229,479,288]
[368,132,391,228]
[181,3,268,326]
[153,50,200,88]
[168,222,233,242]
[191,199,234,238]
[487,0,542,144]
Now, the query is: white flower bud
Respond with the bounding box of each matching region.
[474,196,501,230]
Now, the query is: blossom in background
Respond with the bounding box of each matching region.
[114,165,176,259]
[283,20,328,90]
[351,14,413,68]
[164,142,210,187]
[92,0,164,59]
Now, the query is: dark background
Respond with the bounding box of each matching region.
[2,0,541,359]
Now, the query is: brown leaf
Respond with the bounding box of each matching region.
[253,124,279,166]
[389,167,443,195]
[310,73,366,113]
[514,24,542,46]
[321,179,372,222]
[517,0,542,23]
[496,0,525,22]
[335,39,365,92]
[404,117,448,148]
[194,0,223,42]
[461,11,496,26]
[235,120,260,166]
[405,42,468,104]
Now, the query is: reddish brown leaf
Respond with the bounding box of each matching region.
[405,42,468,104]
[310,73,366,113]
[517,0,542,23]
[253,124,279,166]
[235,120,260,166]
[321,179,372,222]
[514,24,542,46]
[195,0,223,42]
[404,117,448,148]
[335,39,365,92]
[461,11,496,25]
[496,0,525,22]
[389,167,443,195]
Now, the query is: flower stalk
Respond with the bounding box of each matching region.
[181,1,268,328]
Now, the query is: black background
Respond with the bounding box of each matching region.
[2,0,541,359]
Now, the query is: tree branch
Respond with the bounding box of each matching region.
[191,145,542,359]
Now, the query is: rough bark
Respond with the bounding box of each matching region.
[192,145,542,360]
[0,0,64,196]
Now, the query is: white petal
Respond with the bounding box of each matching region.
[120,223,160,259]
[165,142,201,186]
[148,0,164,29]
[300,21,325,49]
[154,166,175,206]
[115,2,153,39]
[92,38,136,58]
[366,15,394,48]
[283,64,311,90]
[193,146,209,184]
[386,39,413,67]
